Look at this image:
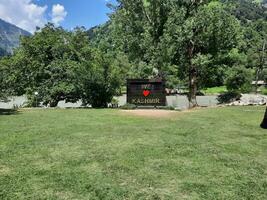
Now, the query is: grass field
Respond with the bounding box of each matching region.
[0,107,266,199]
[202,86,227,95]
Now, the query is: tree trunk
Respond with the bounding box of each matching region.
[254,68,260,94]
[188,40,198,108]
[260,107,267,129]
[255,40,266,94]
[189,67,198,108]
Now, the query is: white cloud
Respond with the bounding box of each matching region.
[0,0,47,33]
[51,4,67,26]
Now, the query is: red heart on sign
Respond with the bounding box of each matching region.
[143,90,150,97]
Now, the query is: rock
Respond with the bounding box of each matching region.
[227,94,267,106]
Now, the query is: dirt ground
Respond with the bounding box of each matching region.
[120,109,180,118]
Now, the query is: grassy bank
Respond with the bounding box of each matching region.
[0,107,266,199]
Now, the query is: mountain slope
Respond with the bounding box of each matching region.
[0,19,31,57]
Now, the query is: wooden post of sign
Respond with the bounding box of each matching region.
[260,107,267,129]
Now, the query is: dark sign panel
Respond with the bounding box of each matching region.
[127,79,166,106]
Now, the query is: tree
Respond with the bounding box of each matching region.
[78,50,121,108]
[165,1,242,107]
[243,19,267,92]
[89,23,133,93]
[0,57,11,102]
[0,55,23,102]
[111,0,241,108]
[225,66,253,92]
[10,24,83,107]
[221,0,267,24]
[0,25,88,107]
[2,24,121,108]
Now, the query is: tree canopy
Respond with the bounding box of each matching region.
[0,24,120,107]
[0,0,266,108]
[109,0,243,107]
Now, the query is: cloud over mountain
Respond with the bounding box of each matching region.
[0,0,47,33]
[0,0,67,33]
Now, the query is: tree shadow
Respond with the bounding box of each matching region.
[0,109,19,115]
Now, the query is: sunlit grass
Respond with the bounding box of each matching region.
[202,86,227,95]
[0,107,266,199]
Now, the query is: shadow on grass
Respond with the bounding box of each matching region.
[0,109,19,115]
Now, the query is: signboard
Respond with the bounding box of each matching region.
[127,79,166,106]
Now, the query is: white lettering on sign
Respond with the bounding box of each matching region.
[131,98,160,104]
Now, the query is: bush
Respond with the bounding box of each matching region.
[225,66,253,92]
[261,69,267,83]
[261,87,267,95]
[79,53,121,108]
[217,91,242,104]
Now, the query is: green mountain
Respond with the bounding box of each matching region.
[0,18,31,57]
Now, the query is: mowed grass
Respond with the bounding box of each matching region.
[0,107,266,200]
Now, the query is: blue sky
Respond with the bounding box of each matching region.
[34,0,115,30]
[0,0,116,33]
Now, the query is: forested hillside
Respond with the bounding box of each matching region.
[0,19,31,57]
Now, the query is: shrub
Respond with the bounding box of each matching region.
[225,66,253,92]
[261,87,267,95]
[217,91,242,104]
[79,53,121,108]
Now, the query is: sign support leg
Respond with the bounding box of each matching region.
[261,107,267,129]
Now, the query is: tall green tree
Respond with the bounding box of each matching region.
[111,0,241,107]
[243,19,267,92]
[4,24,121,108]
[0,57,12,102]
[0,52,28,102]
[177,1,241,107]
[14,24,83,107]
[78,49,121,108]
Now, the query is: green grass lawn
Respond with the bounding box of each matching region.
[202,86,227,95]
[0,107,266,200]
